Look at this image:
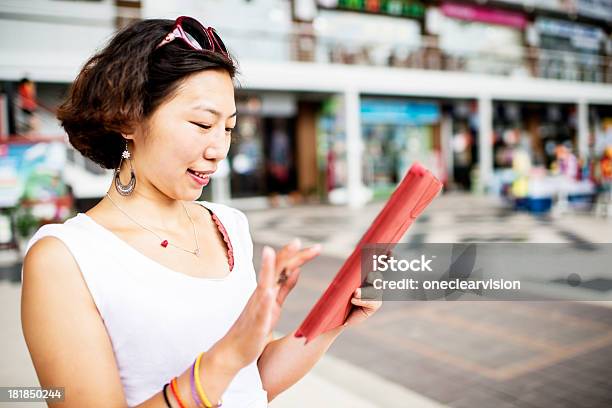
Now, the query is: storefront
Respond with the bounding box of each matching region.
[489,101,602,213]
[316,95,443,201]
[0,138,71,252]
[360,98,441,199]
[316,95,347,199]
[492,102,577,171]
[228,93,298,199]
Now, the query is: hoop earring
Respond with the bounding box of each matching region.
[114,141,136,196]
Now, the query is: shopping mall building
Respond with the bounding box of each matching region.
[1,0,612,211]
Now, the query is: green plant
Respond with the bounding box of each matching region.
[14,208,40,239]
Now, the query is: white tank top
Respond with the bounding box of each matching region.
[22,200,269,407]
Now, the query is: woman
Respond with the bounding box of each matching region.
[17,77,39,133]
[20,17,381,408]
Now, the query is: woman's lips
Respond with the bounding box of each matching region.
[187,169,210,186]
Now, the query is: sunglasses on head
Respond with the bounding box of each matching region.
[156,16,229,58]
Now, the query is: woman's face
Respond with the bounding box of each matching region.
[130,69,236,201]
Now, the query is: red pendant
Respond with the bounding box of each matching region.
[160,240,168,248]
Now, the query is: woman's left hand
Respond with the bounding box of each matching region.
[344,286,383,328]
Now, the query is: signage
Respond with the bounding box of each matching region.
[441,2,528,29]
[361,99,440,125]
[318,0,426,19]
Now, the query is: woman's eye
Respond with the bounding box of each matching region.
[190,122,211,130]
[225,127,234,134]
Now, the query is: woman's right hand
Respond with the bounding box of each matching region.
[215,241,321,371]
[221,246,280,370]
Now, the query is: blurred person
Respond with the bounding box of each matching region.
[451,126,473,190]
[266,122,292,207]
[550,143,579,215]
[17,77,39,133]
[511,147,531,202]
[552,143,578,180]
[599,146,612,182]
[595,146,612,216]
[20,17,381,408]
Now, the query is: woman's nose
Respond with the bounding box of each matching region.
[204,131,229,160]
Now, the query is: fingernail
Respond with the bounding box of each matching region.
[289,238,301,249]
[263,246,273,257]
[355,288,361,297]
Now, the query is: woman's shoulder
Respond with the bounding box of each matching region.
[21,216,86,281]
[23,215,92,262]
[27,214,84,243]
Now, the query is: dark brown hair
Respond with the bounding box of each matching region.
[57,19,239,170]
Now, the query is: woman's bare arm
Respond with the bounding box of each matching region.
[21,236,240,408]
[256,325,345,401]
[257,282,382,401]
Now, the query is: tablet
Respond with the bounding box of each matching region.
[294,163,442,343]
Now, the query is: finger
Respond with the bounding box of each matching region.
[277,267,301,305]
[285,266,301,287]
[351,297,382,305]
[258,246,277,289]
[348,303,373,320]
[274,239,302,279]
[277,238,301,265]
[351,297,382,309]
[288,237,302,251]
[274,244,322,293]
[277,264,301,294]
[275,245,320,299]
[276,268,289,285]
[285,245,321,270]
[283,238,302,260]
[282,244,322,272]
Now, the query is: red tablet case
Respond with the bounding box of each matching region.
[294,163,442,344]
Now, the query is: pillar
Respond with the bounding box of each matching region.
[577,99,589,160]
[477,95,493,194]
[344,88,365,208]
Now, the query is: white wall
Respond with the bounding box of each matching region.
[0,0,116,81]
[141,0,294,63]
[2,0,611,106]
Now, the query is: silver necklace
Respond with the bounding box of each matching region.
[105,193,200,256]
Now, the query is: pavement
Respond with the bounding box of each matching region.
[2,192,612,407]
[246,193,612,408]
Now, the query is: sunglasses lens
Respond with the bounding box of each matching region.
[209,28,228,55]
[181,18,211,51]
[184,31,204,50]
